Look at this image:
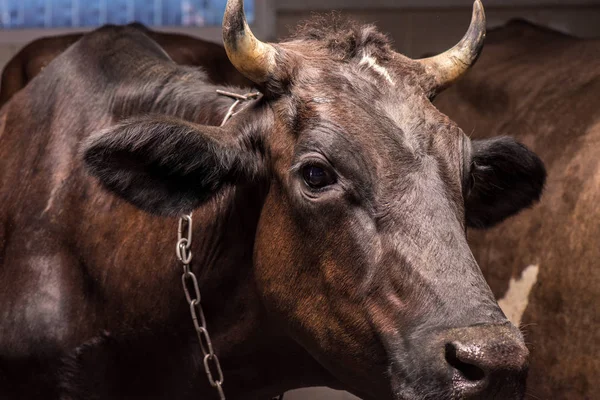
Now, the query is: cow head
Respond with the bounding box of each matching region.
[83,1,545,398]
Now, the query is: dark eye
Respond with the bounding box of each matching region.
[302,165,335,189]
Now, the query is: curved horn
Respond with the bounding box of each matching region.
[222,0,276,84]
[417,0,486,94]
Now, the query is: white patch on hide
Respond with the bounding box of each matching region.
[42,141,73,215]
[359,55,395,85]
[43,184,63,214]
[498,264,539,326]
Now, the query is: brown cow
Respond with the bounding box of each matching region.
[434,19,600,400]
[0,2,545,399]
[0,23,251,107]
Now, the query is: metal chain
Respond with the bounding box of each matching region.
[175,90,270,400]
[177,214,226,399]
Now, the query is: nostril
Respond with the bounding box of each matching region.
[444,342,486,382]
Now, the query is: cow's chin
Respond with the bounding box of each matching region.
[389,375,527,400]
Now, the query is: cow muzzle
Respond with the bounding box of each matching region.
[442,324,529,399]
[391,323,529,400]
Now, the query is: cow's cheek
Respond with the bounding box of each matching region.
[253,186,319,328]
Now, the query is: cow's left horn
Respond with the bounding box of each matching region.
[417,0,486,94]
[223,0,276,84]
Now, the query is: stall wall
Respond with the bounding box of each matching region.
[3,2,600,70]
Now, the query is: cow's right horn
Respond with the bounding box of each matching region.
[222,0,276,84]
[416,0,486,95]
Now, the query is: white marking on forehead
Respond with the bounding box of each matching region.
[498,264,539,326]
[359,54,395,85]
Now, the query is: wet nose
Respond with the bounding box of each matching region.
[443,324,529,398]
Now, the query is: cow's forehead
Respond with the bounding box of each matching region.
[289,50,418,94]
[283,66,461,154]
[275,17,426,94]
[265,35,466,176]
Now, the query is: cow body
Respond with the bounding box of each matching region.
[0,2,545,398]
[434,20,600,400]
[0,24,251,107]
[0,26,289,399]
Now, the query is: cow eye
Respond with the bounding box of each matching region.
[302,165,335,189]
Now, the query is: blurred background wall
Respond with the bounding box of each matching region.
[2,0,600,69]
[0,1,598,399]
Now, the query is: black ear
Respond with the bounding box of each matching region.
[82,116,264,216]
[465,137,546,229]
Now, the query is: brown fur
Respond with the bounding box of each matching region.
[0,23,251,107]
[434,19,600,400]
